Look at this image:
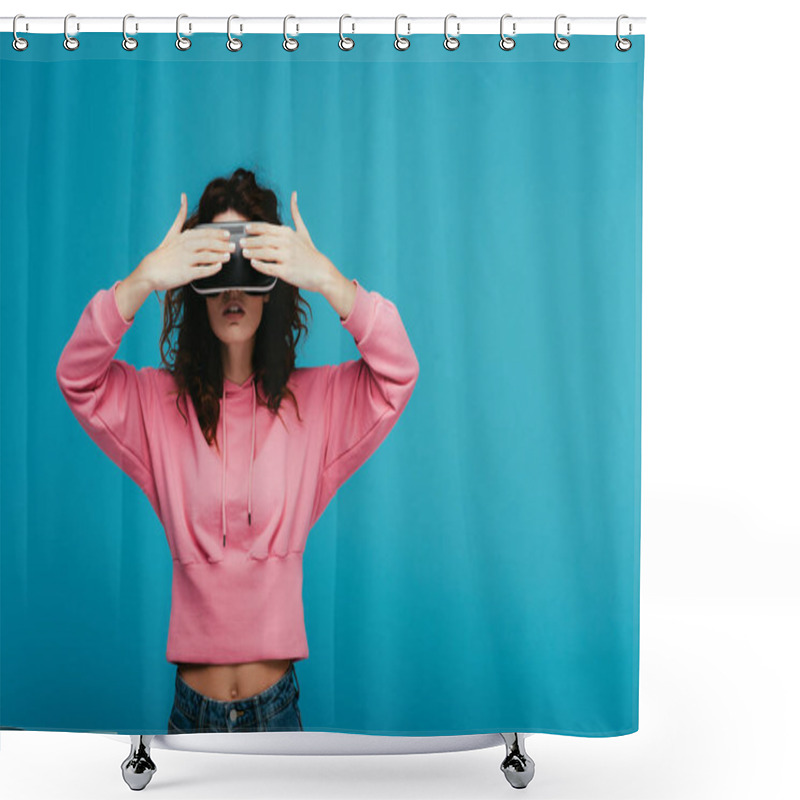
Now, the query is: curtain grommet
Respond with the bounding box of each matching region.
[122,14,138,51]
[443,13,460,51]
[64,13,79,51]
[176,14,191,50]
[553,14,570,51]
[283,15,299,51]
[12,14,29,51]
[499,14,516,50]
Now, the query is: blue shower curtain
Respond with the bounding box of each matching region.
[0,31,644,736]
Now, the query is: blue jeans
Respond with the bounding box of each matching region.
[167,662,303,733]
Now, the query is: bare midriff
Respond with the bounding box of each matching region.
[177,659,292,701]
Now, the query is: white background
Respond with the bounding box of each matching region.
[2,1,798,798]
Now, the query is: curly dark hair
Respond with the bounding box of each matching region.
[157,168,312,451]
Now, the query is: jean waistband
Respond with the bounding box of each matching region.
[174,662,297,718]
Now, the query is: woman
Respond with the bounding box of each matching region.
[56,169,419,733]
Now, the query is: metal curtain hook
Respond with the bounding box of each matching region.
[227,15,242,51]
[553,14,570,51]
[616,14,632,51]
[12,14,29,51]
[339,14,354,50]
[499,14,516,50]
[443,13,460,51]
[64,13,79,51]
[122,14,138,51]
[283,15,299,51]
[394,14,410,51]
[176,14,191,50]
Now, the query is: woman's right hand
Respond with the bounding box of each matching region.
[136,193,233,292]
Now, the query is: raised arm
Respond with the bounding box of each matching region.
[311,279,420,524]
[55,276,158,499]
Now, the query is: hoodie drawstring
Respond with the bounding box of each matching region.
[248,382,255,527]
[221,380,256,548]
[222,390,227,547]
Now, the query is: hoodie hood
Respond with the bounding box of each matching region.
[221,371,257,548]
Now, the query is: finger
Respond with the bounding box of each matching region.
[240,229,285,251]
[290,191,311,241]
[253,246,286,265]
[243,221,285,238]
[190,250,232,266]
[160,193,188,247]
[242,226,284,240]
[187,263,224,279]
[252,258,285,278]
[184,237,233,258]
[242,242,281,260]
[187,230,233,250]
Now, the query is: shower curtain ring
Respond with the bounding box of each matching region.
[176,14,191,50]
[499,14,516,50]
[12,14,28,52]
[227,15,243,51]
[394,15,410,50]
[553,14,570,51]
[283,15,299,51]
[64,13,79,51]
[443,14,460,51]
[122,15,138,51]
[615,15,632,51]
[339,15,355,50]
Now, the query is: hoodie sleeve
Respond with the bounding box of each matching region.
[310,279,420,525]
[55,279,157,501]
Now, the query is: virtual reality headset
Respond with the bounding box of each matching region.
[189,221,278,296]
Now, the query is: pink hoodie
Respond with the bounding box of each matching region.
[56,278,419,664]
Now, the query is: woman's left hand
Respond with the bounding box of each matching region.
[240,191,334,293]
